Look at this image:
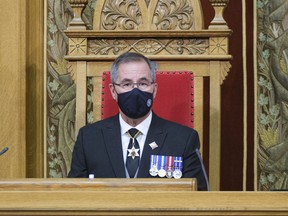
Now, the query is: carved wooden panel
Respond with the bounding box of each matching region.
[93,0,203,31]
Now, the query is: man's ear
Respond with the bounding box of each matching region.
[109,84,117,100]
[153,83,158,99]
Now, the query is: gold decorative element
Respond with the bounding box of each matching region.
[69,38,87,56]
[209,37,228,55]
[67,0,88,30]
[220,61,231,85]
[101,0,143,30]
[209,0,229,29]
[88,38,208,55]
[153,0,194,30]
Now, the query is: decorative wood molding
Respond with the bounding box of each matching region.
[67,0,88,30]
[209,0,230,29]
[88,38,209,55]
[209,37,229,55]
[68,38,87,55]
[65,55,232,61]
[64,30,232,38]
[220,61,232,85]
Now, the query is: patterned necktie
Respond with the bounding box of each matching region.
[126,128,141,178]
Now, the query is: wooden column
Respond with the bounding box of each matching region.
[0,0,27,178]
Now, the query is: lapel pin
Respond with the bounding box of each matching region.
[149,141,158,149]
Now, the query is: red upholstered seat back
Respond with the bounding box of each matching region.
[101,71,194,128]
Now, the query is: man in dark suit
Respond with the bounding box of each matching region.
[68,52,209,191]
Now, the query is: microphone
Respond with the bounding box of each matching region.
[0,147,8,156]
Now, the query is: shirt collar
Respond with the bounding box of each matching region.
[119,112,152,136]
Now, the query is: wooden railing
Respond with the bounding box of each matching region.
[0,179,288,215]
[0,178,197,191]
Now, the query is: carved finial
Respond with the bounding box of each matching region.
[208,0,229,29]
[68,0,88,30]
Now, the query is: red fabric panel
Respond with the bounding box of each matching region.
[101,71,194,128]
[101,72,118,118]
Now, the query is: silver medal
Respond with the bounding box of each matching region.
[149,165,158,176]
[173,169,182,179]
[158,168,166,177]
[166,168,173,178]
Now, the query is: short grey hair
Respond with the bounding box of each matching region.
[110,52,158,83]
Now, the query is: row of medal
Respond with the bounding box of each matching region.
[149,155,183,179]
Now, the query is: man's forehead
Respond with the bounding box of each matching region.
[121,70,149,75]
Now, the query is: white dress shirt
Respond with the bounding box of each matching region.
[119,112,152,177]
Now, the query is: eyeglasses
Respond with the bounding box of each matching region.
[113,81,154,91]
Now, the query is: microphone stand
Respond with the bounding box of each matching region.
[0,147,8,156]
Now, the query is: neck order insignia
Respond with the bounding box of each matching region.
[127,146,140,159]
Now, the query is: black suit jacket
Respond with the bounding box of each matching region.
[68,113,209,190]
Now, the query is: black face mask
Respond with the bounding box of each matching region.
[117,88,153,119]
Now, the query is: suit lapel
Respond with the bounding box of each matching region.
[102,116,126,177]
[137,114,166,177]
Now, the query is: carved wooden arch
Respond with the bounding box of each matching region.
[93,0,204,31]
[65,0,232,191]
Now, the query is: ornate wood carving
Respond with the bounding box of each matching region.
[88,38,208,55]
[209,37,228,55]
[69,38,87,56]
[101,0,142,30]
[209,0,229,29]
[98,0,196,31]
[67,0,88,30]
[153,0,194,30]
[220,61,231,85]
